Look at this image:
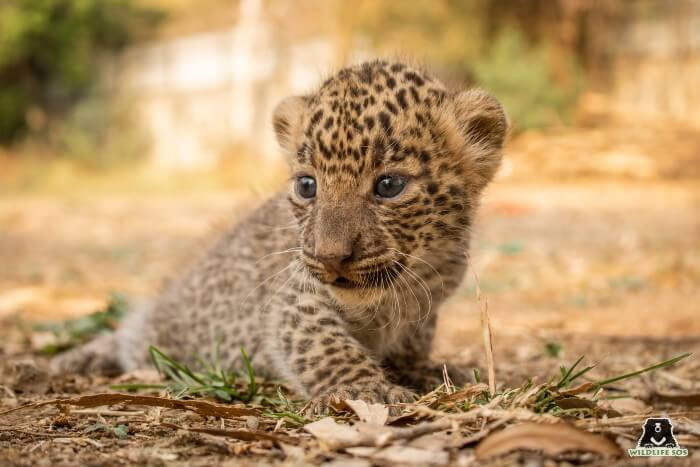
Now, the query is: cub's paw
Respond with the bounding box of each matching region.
[389,362,472,393]
[304,382,415,416]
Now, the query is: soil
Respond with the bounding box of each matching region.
[1,140,699,465]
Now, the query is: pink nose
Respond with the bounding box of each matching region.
[316,252,352,275]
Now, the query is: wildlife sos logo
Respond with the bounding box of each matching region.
[628,417,688,457]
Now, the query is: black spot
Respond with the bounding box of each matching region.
[385,100,398,115]
[297,339,313,354]
[404,71,425,86]
[310,109,324,126]
[378,112,392,134]
[315,368,332,381]
[364,116,375,130]
[386,77,396,89]
[427,183,439,195]
[354,368,374,379]
[396,89,408,109]
[324,116,334,130]
[390,63,405,73]
[358,64,373,84]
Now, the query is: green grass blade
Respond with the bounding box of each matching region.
[593,352,692,388]
[240,347,257,401]
[556,355,585,388]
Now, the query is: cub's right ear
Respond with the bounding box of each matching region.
[272,95,308,154]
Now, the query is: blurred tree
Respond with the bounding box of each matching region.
[0,0,163,145]
[330,0,585,130]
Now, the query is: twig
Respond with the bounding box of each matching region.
[71,408,146,416]
[467,254,496,396]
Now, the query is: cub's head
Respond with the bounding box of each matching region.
[273,61,507,306]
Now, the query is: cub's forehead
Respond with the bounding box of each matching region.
[295,61,448,173]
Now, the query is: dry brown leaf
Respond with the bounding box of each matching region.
[370,445,449,465]
[304,416,453,451]
[304,417,363,450]
[602,397,651,415]
[475,422,622,460]
[161,422,296,444]
[0,393,258,418]
[558,382,595,397]
[344,399,389,426]
[437,383,490,403]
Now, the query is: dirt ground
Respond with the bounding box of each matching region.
[1,129,699,465]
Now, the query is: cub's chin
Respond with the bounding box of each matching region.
[325,282,385,308]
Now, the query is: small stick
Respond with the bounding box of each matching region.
[468,254,496,396]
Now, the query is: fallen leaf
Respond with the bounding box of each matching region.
[475,422,621,459]
[304,417,362,450]
[602,398,650,415]
[437,383,490,403]
[344,399,388,426]
[0,393,258,418]
[558,382,595,397]
[304,417,452,451]
[370,445,449,465]
[161,422,296,444]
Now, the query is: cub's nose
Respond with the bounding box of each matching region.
[316,251,352,275]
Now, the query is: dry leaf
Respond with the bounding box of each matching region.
[438,383,490,403]
[558,382,595,397]
[304,416,453,451]
[161,422,296,444]
[603,398,650,415]
[0,393,258,418]
[344,399,388,426]
[475,422,621,459]
[370,445,449,465]
[304,417,362,450]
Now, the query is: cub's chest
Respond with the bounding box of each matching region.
[346,301,426,358]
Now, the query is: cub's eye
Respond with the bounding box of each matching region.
[295,176,317,199]
[375,175,407,199]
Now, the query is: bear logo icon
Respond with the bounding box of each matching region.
[636,418,678,449]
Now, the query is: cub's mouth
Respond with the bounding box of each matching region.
[310,263,403,290]
[330,276,358,289]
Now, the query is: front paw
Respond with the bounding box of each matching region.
[304,382,415,416]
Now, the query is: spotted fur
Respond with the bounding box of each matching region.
[51,60,508,413]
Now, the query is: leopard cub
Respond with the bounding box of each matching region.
[52,60,508,413]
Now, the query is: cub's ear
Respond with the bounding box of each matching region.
[272,95,308,154]
[452,89,508,187]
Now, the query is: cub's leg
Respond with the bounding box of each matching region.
[270,300,415,414]
[49,333,122,376]
[383,318,470,393]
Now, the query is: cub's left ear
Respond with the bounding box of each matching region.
[451,89,508,187]
[272,95,308,155]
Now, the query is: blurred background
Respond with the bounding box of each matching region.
[0,0,699,353]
